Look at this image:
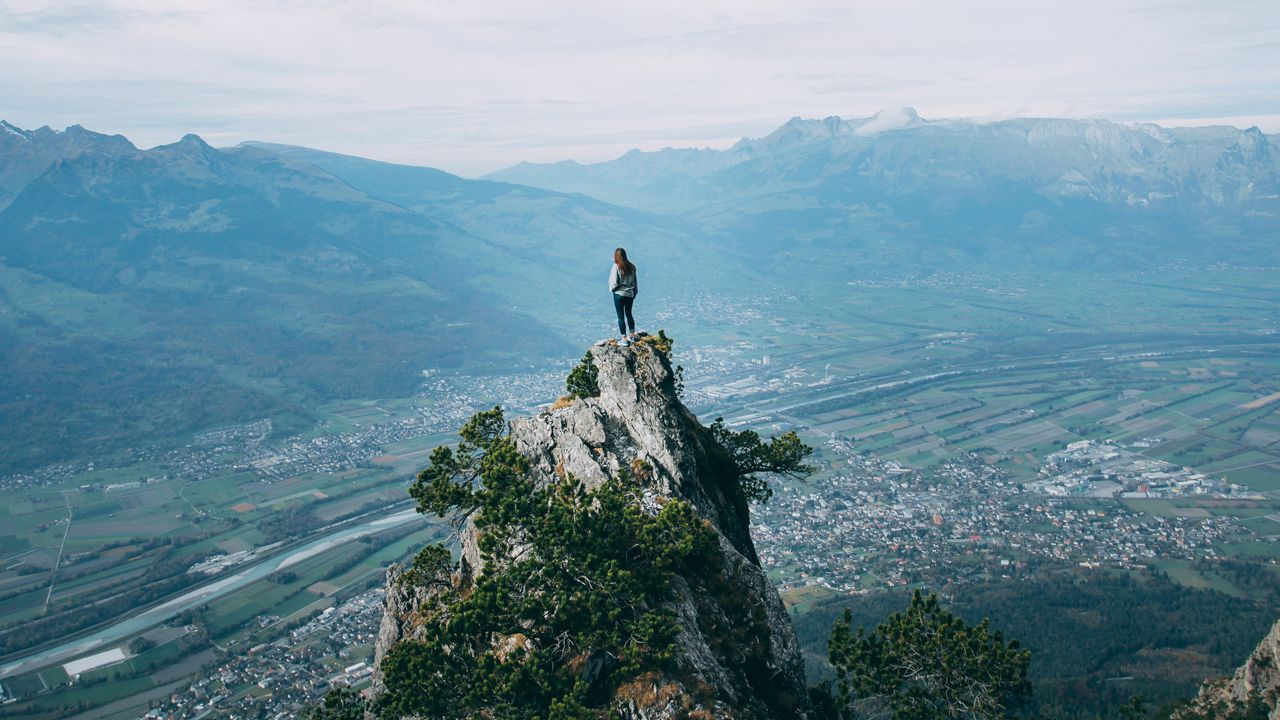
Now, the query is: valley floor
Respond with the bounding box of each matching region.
[2,268,1278,718]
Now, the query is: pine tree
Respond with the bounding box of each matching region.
[827,590,1032,719]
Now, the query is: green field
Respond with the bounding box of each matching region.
[0,518,442,719]
[0,461,417,635]
[771,351,1280,492]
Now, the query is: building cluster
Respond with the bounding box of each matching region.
[108,372,569,496]
[416,368,563,422]
[752,438,1261,593]
[186,543,284,576]
[1032,439,1264,500]
[649,291,778,332]
[845,270,1029,298]
[144,588,385,720]
[194,420,273,448]
[241,427,403,479]
[1,368,567,493]
[0,461,97,491]
[681,345,826,411]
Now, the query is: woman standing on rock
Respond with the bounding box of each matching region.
[609,247,639,345]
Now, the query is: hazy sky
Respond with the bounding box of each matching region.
[2,0,1278,176]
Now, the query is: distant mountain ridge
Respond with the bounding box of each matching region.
[487,111,1280,273]
[488,110,1277,211]
[0,130,463,290]
[236,141,705,298]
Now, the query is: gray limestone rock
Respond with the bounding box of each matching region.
[370,337,811,718]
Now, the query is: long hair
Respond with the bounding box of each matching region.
[614,247,636,275]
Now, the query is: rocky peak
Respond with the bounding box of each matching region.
[0,120,30,140]
[510,338,758,561]
[741,115,856,157]
[372,337,811,718]
[151,133,218,162]
[0,120,139,209]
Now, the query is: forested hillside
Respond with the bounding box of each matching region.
[793,563,1280,718]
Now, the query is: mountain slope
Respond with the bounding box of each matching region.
[0,124,568,473]
[237,142,725,334]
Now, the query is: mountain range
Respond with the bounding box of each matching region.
[1,111,1277,472]
[490,108,1280,274]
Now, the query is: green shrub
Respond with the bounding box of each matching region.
[566,351,600,398]
[304,688,367,720]
[827,590,1032,720]
[635,329,674,354]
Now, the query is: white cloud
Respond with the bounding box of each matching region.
[855,107,922,136]
[0,0,1277,175]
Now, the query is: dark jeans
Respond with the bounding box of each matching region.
[612,293,635,335]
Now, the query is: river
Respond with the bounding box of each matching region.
[0,507,423,679]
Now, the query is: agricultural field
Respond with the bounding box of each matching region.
[0,519,443,719]
[779,352,1280,491]
[0,462,418,639]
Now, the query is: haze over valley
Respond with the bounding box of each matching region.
[1,108,1278,718]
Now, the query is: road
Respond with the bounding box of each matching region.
[42,491,73,615]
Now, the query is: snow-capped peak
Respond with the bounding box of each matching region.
[0,120,31,140]
[854,107,925,136]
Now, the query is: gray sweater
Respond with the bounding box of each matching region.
[609,264,638,297]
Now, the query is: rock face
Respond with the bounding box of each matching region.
[370,568,429,699]
[1179,619,1280,718]
[371,338,811,718]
